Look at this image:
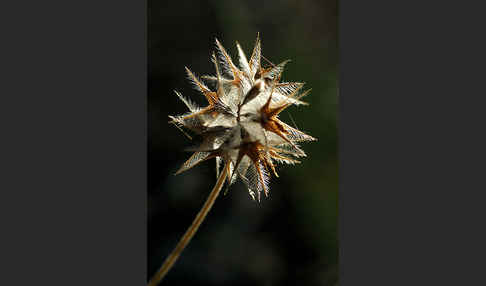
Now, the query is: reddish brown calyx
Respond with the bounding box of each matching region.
[233,141,277,197]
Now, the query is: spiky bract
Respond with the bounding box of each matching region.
[170,34,316,201]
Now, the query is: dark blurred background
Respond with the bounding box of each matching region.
[148,0,338,285]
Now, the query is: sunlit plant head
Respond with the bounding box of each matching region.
[169,33,316,202]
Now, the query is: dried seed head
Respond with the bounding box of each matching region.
[170,34,316,202]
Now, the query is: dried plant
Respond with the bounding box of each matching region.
[148,34,316,286]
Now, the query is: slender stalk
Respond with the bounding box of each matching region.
[148,162,230,286]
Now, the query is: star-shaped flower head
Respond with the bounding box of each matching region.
[169,33,316,202]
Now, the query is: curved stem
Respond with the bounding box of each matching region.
[148,162,230,286]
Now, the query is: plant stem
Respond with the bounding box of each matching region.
[148,162,230,286]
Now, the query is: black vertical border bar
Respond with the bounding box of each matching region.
[0,0,146,285]
[341,0,486,285]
